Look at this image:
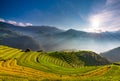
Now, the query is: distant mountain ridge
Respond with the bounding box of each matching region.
[0,22,120,52]
[101,47,120,62]
[0,23,40,50]
[0,22,63,35]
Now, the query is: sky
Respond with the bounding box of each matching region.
[0,0,120,32]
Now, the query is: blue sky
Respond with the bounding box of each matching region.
[0,0,120,32]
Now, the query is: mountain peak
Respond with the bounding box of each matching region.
[101,47,120,62]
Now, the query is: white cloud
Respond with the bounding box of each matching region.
[7,20,17,25]
[26,23,33,26]
[85,0,120,32]
[0,18,5,22]
[0,18,33,27]
[106,0,115,5]
[18,22,25,26]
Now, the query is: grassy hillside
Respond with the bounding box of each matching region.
[47,51,110,66]
[0,45,119,81]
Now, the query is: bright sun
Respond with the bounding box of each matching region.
[88,15,102,33]
[84,15,104,33]
[91,19,100,28]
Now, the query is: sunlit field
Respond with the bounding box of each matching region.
[1,0,120,81]
[0,45,119,81]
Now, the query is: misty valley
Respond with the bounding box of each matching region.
[0,22,120,81]
[0,0,120,80]
[0,22,120,53]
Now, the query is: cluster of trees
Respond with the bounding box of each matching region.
[24,48,43,52]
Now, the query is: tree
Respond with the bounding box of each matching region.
[25,48,31,52]
[37,49,43,52]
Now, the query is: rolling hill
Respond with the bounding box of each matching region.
[0,45,120,81]
[101,47,120,62]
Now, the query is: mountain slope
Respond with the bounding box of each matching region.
[101,47,120,62]
[0,22,64,51]
[0,22,120,52]
[0,22,63,35]
[48,51,110,66]
[0,27,40,50]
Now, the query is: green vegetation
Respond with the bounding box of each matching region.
[0,45,120,81]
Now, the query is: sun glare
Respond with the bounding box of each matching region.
[87,15,103,33]
[91,18,100,28]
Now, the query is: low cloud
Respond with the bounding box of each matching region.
[0,18,33,26]
[0,18,5,22]
[26,23,32,26]
[7,20,17,25]
[18,22,25,26]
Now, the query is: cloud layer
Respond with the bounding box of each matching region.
[0,18,33,26]
[85,0,120,32]
[0,18,5,22]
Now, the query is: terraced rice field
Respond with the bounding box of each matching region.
[0,45,120,81]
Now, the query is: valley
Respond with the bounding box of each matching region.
[1,22,120,53]
[1,0,120,80]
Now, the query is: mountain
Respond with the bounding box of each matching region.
[0,22,63,35]
[0,22,64,51]
[0,22,63,51]
[0,22,120,52]
[0,26,40,50]
[56,28,120,41]
[101,47,120,62]
[54,29,120,52]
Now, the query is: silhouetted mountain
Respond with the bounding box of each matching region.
[0,22,120,52]
[101,47,120,62]
[56,29,89,38]
[0,22,63,35]
[0,22,63,51]
[0,27,40,50]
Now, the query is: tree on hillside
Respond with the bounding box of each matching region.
[37,49,43,52]
[25,48,31,52]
